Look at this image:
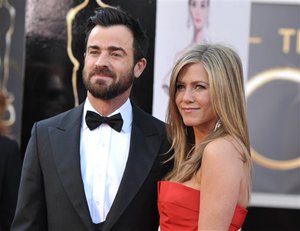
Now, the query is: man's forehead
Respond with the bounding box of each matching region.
[88,25,134,47]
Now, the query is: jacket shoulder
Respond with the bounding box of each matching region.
[35,104,83,128]
[132,103,166,132]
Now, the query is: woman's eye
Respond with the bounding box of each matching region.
[195,84,206,90]
[176,84,184,90]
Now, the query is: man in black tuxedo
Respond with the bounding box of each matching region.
[12,7,172,231]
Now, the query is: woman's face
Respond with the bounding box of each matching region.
[175,62,217,134]
[189,0,209,30]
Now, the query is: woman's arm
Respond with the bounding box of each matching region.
[197,137,245,230]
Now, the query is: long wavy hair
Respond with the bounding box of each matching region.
[165,44,251,194]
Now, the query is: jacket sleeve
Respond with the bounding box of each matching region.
[0,138,22,230]
[11,123,47,231]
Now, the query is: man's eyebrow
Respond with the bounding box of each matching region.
[87,45,128,55]
[87,45,100,50]
[107,46,127,54]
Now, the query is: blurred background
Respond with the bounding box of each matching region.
[0,0,299,230]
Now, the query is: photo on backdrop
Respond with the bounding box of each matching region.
[153,0,251,122]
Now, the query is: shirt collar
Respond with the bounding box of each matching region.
[82,98,132,132]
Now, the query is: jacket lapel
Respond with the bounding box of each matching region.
[49,104,94,230]
[104,104,161,230]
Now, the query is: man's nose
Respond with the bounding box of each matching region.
[95,53,109,67]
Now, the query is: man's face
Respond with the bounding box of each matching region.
[82,25,136,100]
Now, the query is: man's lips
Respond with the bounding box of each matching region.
[90,71,116,80]
[92,73,113,79]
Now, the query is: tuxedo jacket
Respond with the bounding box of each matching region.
[0,136,22,231]
[12,102,172,231]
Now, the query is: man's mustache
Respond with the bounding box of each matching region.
[89,67,116,78]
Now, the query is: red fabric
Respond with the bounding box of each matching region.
[158,181,248,231]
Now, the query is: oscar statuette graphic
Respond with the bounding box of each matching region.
[66,0,111,106]
[0,0,16,126]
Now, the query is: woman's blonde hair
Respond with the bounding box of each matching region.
[165,44,251,190]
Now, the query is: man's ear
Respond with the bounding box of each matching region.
[133,58,147,78]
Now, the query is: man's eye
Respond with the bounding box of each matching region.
[111,52,122,57]
[89,50,98,55]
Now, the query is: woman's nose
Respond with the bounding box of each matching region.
[182,89,195,103]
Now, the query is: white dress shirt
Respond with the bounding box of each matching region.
[80,98,132,223]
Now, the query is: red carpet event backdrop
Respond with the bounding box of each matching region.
[0,0,299,230]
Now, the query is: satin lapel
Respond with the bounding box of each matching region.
[105,105,160,230]
[49,105,93,230]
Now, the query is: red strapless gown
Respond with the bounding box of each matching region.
[158,181,247,231]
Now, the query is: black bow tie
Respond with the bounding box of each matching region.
[85,110,123,132]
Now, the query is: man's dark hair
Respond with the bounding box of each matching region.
[85,6,149,63]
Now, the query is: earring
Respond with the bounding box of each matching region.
[214,119,221,132]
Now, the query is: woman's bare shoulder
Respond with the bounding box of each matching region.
[203,136,244,164]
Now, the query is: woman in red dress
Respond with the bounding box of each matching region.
[158,44,252,231]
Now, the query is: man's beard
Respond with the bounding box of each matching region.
[83,66,134,100]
